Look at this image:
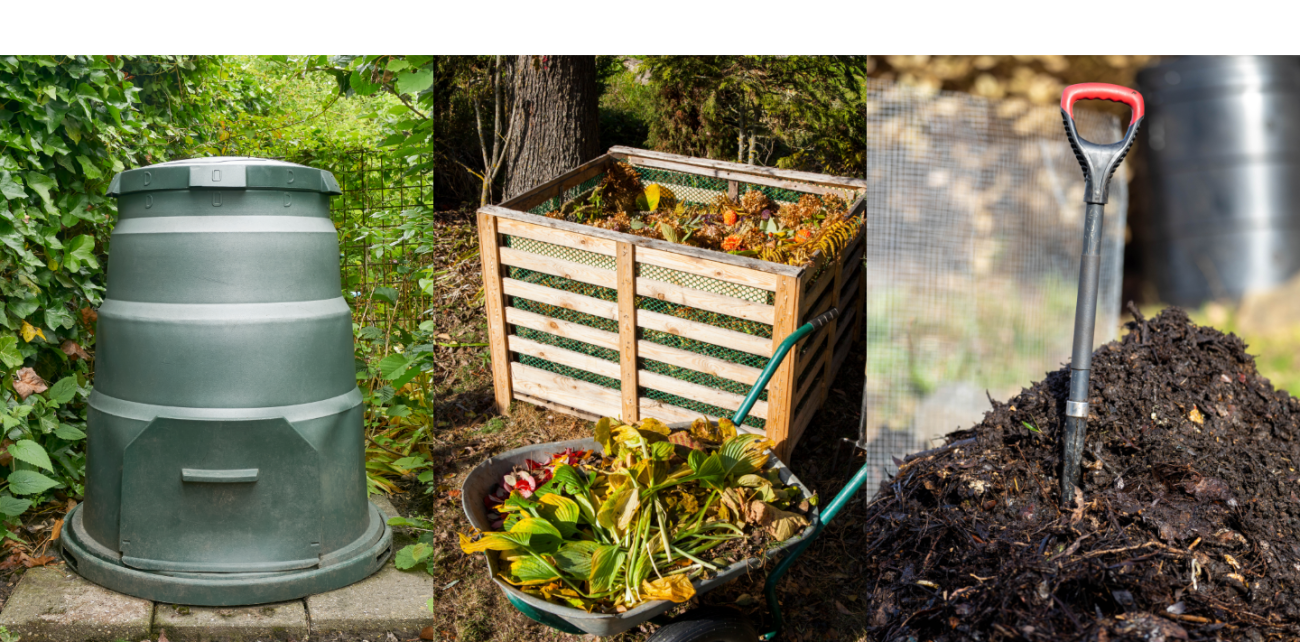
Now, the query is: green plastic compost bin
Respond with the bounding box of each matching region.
[60,157,393,606]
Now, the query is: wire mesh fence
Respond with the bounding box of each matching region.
[861,79,1129,495]
[330,149,436,331]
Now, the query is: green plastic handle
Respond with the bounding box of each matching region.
[731,308,840,426]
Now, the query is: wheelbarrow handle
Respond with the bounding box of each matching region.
[730,308,839,427]
[1060,82,1144,205]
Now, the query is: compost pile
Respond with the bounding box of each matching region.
[460,417,811,613]
[862,307,1300,641]
[545,162,861,266]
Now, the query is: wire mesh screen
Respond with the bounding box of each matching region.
[861,80,1129,495]
[331,149,436,330]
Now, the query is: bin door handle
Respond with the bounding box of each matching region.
[181,468,259,483]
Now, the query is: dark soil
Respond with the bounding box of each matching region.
[858,306,1300,641]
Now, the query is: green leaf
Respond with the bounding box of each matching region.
[9,440,52,472]
[589,544,625,593]
[378,354,412,380]
[395,70,434,96]
[54,424,85,440]
[64,234,98,272]
[386,59,410,73]
[394,542,433,570]
[0,171,25,201]
[0,336,22,369]
[76,155,102,180]
[8,297,37,320]
[45,377,77,404]
[389,456,428,471]
[552,540,599,578]
[8,469,59,495]
[509,517,563,554]
[387,516,421,528]
[508,555,561,585]
[0,495,31,517]
[44,307,72,330]
[372,286,399,304]
[23,172,55,206]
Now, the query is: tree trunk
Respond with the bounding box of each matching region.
[503,55,600,201]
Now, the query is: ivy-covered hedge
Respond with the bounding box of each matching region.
[0,55,225,529]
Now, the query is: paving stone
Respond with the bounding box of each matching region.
[307,564,433,639]
[153,600,308,642]
[0,564,153,642]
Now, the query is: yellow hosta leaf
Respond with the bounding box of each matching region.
[20,321,44,343]
[594,417,615,455]
[639,417,670,436]
[748,501,810,542]
[458,531,524,554]
[640,574,695,603]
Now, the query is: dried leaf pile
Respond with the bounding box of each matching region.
[460,416,811,613]
[860,307,1300,641]
[547,162,860,266]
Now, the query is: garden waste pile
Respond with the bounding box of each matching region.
[460,417,811,613]
[546,162,860,266]
[860,307,1300,641]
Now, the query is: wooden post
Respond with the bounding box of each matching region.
[478,211,514,416]
[616,241,639,423]
[727,180,739,201]
[767,274,801,461]
[823,260,844,404]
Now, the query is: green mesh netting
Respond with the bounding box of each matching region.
[506,235,616,271]
[643,388,765,429]
[518,354,621,391]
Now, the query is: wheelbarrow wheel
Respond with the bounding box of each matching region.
[647,607,760,642]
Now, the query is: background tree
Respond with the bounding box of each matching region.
[502,55,600,200]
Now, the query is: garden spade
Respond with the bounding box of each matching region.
[1059,83,1144,506]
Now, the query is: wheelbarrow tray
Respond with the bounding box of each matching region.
[460,436,819,637]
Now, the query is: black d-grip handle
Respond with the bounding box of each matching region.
[1060,83,1144,205]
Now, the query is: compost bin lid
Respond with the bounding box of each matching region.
[106,157,342,197]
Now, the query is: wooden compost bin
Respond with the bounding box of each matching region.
[477,147,866,461]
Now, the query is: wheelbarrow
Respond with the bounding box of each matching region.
[461,307,874,641]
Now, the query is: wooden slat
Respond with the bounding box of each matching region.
[822,245,845,409]
[834,305,858,349]
[638,398,710,425]
[800,273,836,320]
[638,370,768,420]
[831,325,854,383]
[621,154,851,198]
[608,146,868,191]
[478,212,513,416]
[788,393,821,457]
[795,353,827,410]
[502,249,772,357]
[617,242,639,423]
[499,247,616,289]
[636,277,774,324]
[766,274,802,462]
[508,335,619,380]
[498,217,617,256]
[637,309,772,358]
[511,363,622,419]
[635,245,778,291]
[482,205,804,278]
[504,306,767,389]
[839,271,861,305]
[499,154,614,212]
[796,326,831,376]
[502,278,618,321]
[513,391,603,423]
[637,340,766,389]
[506,307,619,351]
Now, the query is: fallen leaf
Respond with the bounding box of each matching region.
[640,574,695,602]
[158,629,170,642]
[835,600,854,615]
[80,307,98,331]
[420,625,436,640]
[21,553,57,568]
[668,431,703,451]
[437,333,452,340]
[13,367,48,399]
[1188,406,1204,425]
[446,489,462,500]
[749,500,810,541]
[60,340,90,361]
[50,518,63,542]
[20,321,44,343]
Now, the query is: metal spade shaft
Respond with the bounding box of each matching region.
[1058,83,1145,506]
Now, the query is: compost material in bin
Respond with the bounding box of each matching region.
[862,307,1300,640]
